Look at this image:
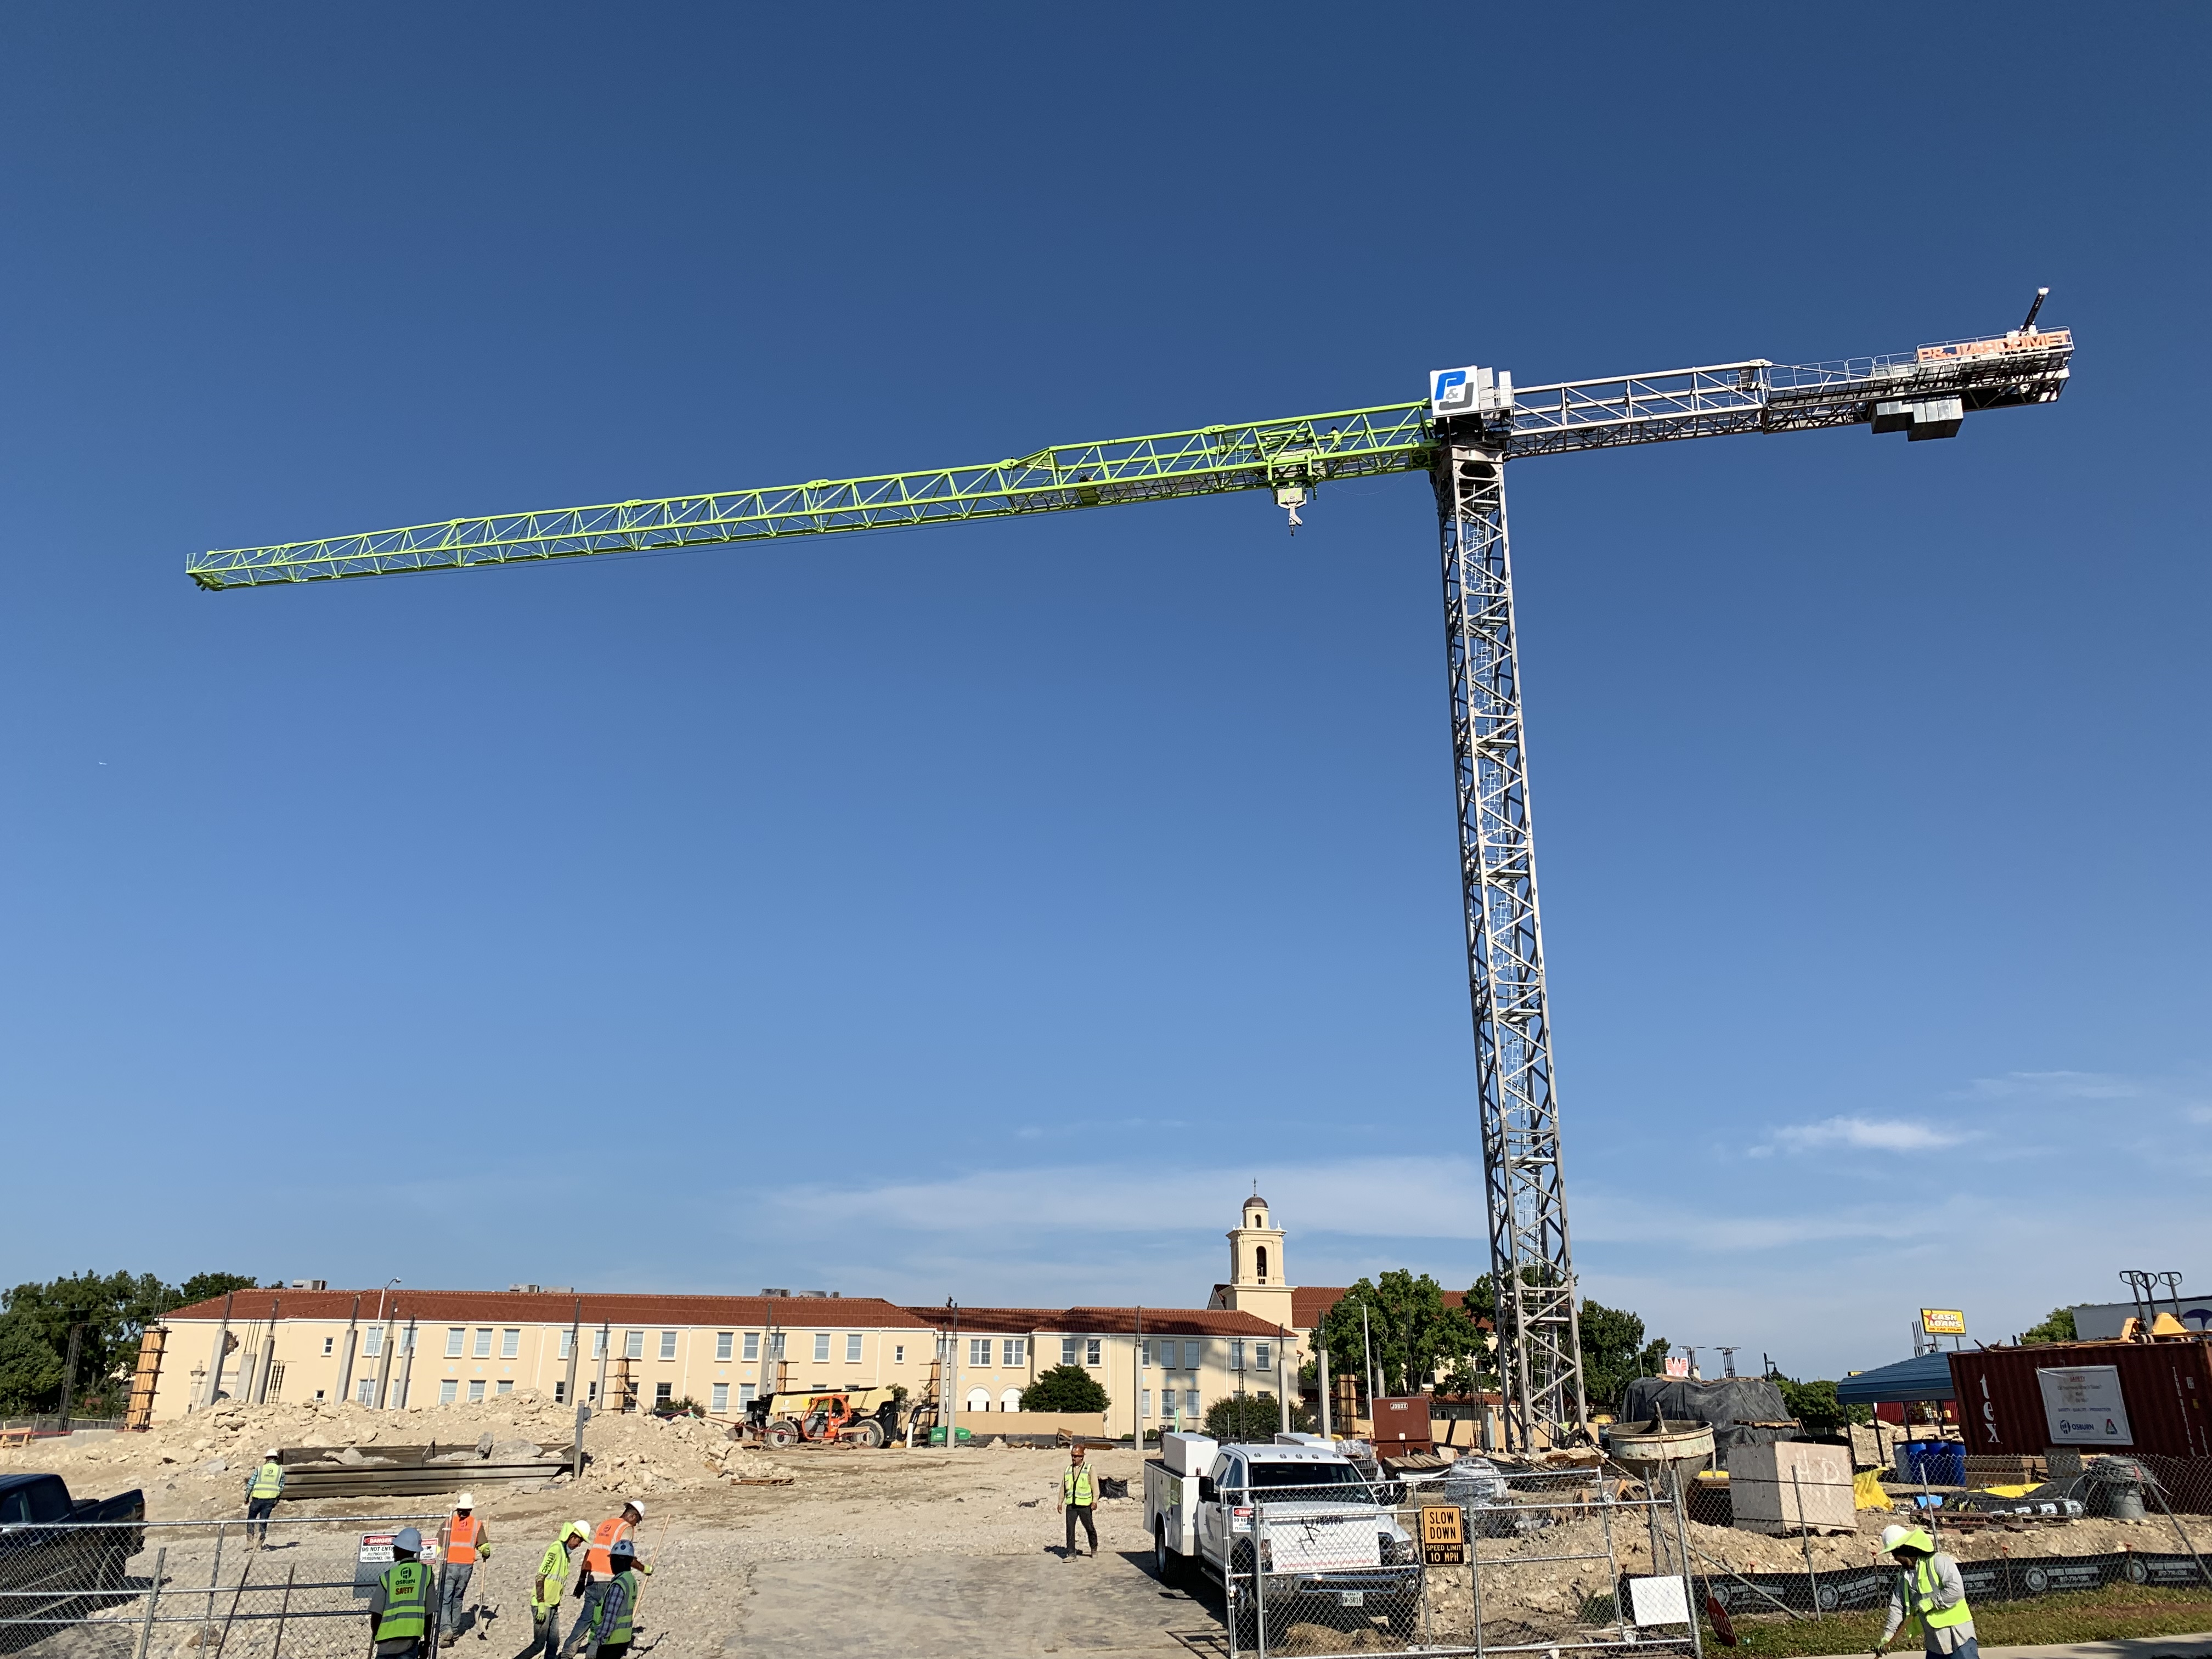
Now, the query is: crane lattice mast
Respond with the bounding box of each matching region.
[191,307,2073,1451]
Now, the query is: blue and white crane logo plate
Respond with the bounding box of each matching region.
[1431,364,1509,420]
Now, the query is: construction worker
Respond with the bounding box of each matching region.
[1874,1522,1978,1659]
[524,1521,591,1659]
[561,1503,650,1658]
[438,1493,493,1640]
[568,1539,641,1659]
[1059,1442,1098,1559]
[244,1448,284,1548]
[368,1527,435,1659]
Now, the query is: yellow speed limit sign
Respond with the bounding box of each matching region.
[1419,1504,1465,1566]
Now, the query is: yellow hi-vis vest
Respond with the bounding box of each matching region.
[375,1561,432,1643]
[1063,1464,1096,1505]
[1904,1554,1972,1638]
[249,1462,284,1499]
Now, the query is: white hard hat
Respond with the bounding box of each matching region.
[1880,1523,1911,1551]
[455,1493,475,1510]
[624,1500,645,1518]
[565,1520,591,1541]
[266,1448,281,1458]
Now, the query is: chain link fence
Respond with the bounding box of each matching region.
[1220,1465,1706,1659]
[1,1514,451,1659]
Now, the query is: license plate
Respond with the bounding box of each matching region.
[1339,1592,1364,1607]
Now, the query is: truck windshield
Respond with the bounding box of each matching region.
[1242,1463,1375,1500]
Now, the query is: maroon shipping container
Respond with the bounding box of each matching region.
[1371,1395,1435,1450]
[1948,1340,2212,1458]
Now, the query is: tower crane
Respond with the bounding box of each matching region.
[188,297,2074,1451]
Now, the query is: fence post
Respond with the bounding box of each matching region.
[270,1564,295,1659]
[133,1547,166,1659]
[1251,1503,1267,1659]
[1791,1469,1819,1615]
[1469,1496,1485,1659]
[199,1521,227,1655]
[1669,1472,1704,1659]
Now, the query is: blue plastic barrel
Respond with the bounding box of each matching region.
[1903,1440,1964,1485]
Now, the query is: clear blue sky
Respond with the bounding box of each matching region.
[3,5,2204,1378]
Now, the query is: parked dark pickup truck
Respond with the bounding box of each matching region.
[0,1471,148,1634]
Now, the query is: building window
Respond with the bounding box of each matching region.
[496,1380,513,1395]
[743,1331,761,1361]
[321,1336,335,1357]
[716,1332,733,1362]
[446,1329,466,1358]
[1061,1337,1079,1365]
[313,1389,325,1403]
[558,1329,573,1359]
[1185,1389,1200,1415]
[1141,1389,1152,1419]
[969,1338,992,1367]
[812,1333,832,1364]
[1255,1341,1272,1371]
[739,1384,756,1408]
[501,1329,521,1359]
[768,1333,785,1359]
[473,1329,493,1359]
[364,1328,383,1357]
[266,1362,285,1402]
[1002,1339,1025,1366]
[712,1384,729,1413]
[439,1380,459,1405]
[400,1328,416,1353]
[358,1378,377,1404]
[592,1329,608,1359]
[587,1381,598,1403]
[659,1330,678,1361]
[1085,1339,1101,1367]
[1182,1341,1200,1370]
[845,1333,863,1363]
[469,1380,486,1403]
[894,1345,906,1364]
[624,1330,645,1360]
[1231,1340,1246,1372]
[555,1380,568,1404]
[655,1382,673,1407]
[1256,1245,1269,1283]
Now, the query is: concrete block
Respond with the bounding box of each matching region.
[1725,1439,1855,1534]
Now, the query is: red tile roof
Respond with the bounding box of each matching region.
[160,1290,935,1329]
[905,1306,1287,1338]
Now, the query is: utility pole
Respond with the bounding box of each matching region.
[1132,1308,1143,1449]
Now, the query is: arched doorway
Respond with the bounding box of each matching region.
[1001,1388,1023,1413]
[965,1387,991,1413]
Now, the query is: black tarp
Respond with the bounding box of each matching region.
[1660,1550,2211,1618]
[1618,1376,1799,1454]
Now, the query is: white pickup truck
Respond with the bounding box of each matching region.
[1144,1433,1420,1638]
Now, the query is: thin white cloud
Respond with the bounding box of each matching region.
[1952,1070,2146,1103]
[1754,1115,1968,1156]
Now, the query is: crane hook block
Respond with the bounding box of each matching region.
[1274,484,1306,533]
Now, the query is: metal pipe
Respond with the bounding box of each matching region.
[198,1521,227,1654]
[57,1322,84,1432]
[1133,1308,1143,1449]
[1318,1346,1332,1440]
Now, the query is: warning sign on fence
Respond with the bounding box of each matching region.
[1420,1504,1465,1566]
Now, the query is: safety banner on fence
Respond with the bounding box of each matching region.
[1639,1551,2210,1618]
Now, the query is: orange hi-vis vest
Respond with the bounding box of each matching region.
[586,1516,633,1576]
[447,1514,483,1565]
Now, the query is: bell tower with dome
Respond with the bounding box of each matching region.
[1214,1186,1294,1328]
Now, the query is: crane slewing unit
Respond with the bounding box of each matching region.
[189,309,2073,1452]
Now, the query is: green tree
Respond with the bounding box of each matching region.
[1577,1299,1669,1411]
[1204,1392,1311,1442]
[1773,1377,1871,1436]
[1316,1271,1483,1397]
[1021,1364,1109,1413]
[2021,1307,2078,1345]
[176,1274,258,1309]
[1,1271,183,1416]
[0,1313,65,1415]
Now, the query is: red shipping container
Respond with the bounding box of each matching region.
[1948,1341,2212,1458]
[1371,1395,1434,1450]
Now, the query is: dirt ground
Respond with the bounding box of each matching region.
[12,1410,2212,1659]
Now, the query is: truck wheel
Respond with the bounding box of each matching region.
[853,1420,885,1448]
[1154,1520,1180,1587]
[765,1421,800,1449]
